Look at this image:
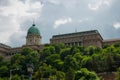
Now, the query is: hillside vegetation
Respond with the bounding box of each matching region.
[0,43,120,80]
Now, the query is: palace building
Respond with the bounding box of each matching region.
[0,23,120,58]
[0,24,44,58]
[50,30,103,48]
[50,30,120,48]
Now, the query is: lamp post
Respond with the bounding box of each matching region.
[27,63,34,80]
[9,68,19,80]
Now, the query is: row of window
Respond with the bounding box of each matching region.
[65,42,82,46]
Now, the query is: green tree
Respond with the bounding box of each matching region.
[85,46,96,55]
[0,56,4,63]
[75,68,100,80]
[10,54,26,75]
[53,43,65,54]
[34,63,56,79]
[40,46,56,62]
[77,46,85,54]
[25,51,39,71]
[64,55,78,71]
[0,77,8,80]
[60,48,70,60]
[73,53,83,68]
[0,65,9,77]
[56,71,65,80]
[21,47,33,56]
[81,56,92,70]
[105,53,114,72]
[65,68,75,80]
[10,49,39,75]
[115,67,120,80]
[46,54,63,70]
[11,74,21,80]
[46,54,60,65]
[70,46,80,55]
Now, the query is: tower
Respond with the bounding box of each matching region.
[26,24,41,45]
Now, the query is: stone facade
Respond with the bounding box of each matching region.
[8,45,44,56]
[0,43,11,56]
[50,30,103,48]
[26,34,41,45]
[103,39,120,46]
[50,30,120,48]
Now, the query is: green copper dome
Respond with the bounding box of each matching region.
[27,24,40,35]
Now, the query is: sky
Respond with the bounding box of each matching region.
[0,0,120,47]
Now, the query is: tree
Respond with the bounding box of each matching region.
[10,54,26,75]
[0,78,8,80]
[115,67,120,80]
[81,56,92,70]
[77,46,85,54]
[91,53,106,72]
[46,54,63,70]
[105,53,114,72]
[63,55,78,71]
[0,65,9,77]
[46,54,60,65]
[70,46,80,55]
[25,51,39,71]
[56,71,65,80]
[113,53,120,69]
[85,46,96,55]
[75,68,100,80]
[53,59,64,70]
[11,74,21,80]
[60,48,70,60]
[21,47,33,56]
[65,68,75,80]
[73,53,83,68]
[0,56,10,78]
[33,63,56,79]
[53,43,65,54]
[0,56,4,63]
[10,49,40,75]
[40,46,56,62]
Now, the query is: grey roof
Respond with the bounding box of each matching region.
[0,43,11,49]
[53,30,100,38]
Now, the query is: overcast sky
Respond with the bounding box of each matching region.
[0,0,120,47]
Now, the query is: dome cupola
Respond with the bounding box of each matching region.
[27,24,40,35]
[26,24,41,45]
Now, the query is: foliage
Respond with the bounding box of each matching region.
[115,67,120,80]
[0,43,120,79]
[11,74,21,80]
[65,68,75,80]
[64,55,78,71]
[75,68,100,80]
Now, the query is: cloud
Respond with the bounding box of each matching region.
[0,0,120,47]
[0,0,43,46]
[54,17,72,29]
[88,0,112,11]
[78,18,89,23]
[113,22,120,29]
[0,0,43,18]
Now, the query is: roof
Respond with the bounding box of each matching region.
[103,38,120,42]
[0,43,11,49]
[27,24,40,35]
[53,30,102,39]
